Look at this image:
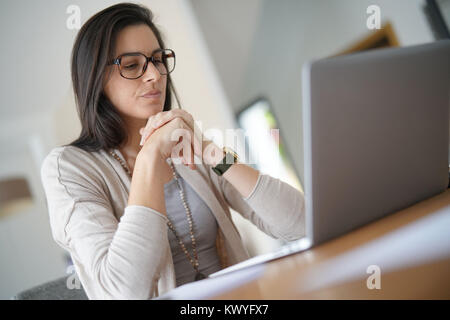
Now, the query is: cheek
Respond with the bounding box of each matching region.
[161,78,168,104]
[106,78,137,110]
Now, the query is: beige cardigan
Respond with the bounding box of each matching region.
[40,145,305,299]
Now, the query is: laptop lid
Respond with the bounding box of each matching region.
[302,40,450,246]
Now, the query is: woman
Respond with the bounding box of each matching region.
[40,2,305,299]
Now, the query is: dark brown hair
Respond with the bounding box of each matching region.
[66,2,180,152]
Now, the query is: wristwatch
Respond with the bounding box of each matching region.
[211,146,239,176]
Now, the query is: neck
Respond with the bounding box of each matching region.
[119,117,148,160]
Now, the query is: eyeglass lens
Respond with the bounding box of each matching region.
[119,50,175,79]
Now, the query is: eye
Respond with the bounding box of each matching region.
[124,64,138,69]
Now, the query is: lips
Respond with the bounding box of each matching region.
[141,89,161,98]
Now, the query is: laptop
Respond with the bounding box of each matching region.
[209,40,450,279]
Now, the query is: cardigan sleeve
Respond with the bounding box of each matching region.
[210,164,306,242]
[40,147,169,299]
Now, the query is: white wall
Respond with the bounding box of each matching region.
[189,0,264,112]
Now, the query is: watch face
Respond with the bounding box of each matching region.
[212,148,238,176]
[225,147,238,157]
[224,147,239,163]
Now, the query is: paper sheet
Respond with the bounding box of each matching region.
[154,263,266,300]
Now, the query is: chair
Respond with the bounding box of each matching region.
[11,275,88,300]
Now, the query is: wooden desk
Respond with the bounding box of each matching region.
[211,189,450,299]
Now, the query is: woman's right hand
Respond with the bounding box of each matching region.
[139,117,202,170]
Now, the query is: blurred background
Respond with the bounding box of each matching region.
[0,0,447,299]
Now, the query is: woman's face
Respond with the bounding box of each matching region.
[103,24,167,123]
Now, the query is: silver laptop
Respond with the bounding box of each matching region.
[210,40,450,278]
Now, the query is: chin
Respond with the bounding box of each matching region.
[140,106,163,117]
[139,101,162,110]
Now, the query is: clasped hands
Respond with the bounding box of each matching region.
[138,109,224,170]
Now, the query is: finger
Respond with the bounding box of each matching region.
[140,111,174,146]
[179,121,197,170]
[176,139,195,169]
[193,131,202,158]
[140,115,158,146]
[179,133,194,170]
[180,118,202,157]
[187,146,196,170]
[185,124,201,167]
[171,117,201,156]
[150,111,201,154]
[154,109,195,132]
[182,135,196,170]
[140,115,172,146]
[143,111,171,135]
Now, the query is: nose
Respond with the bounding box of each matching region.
[141,60,162,82]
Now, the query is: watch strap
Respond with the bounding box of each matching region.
[211,147,238,176]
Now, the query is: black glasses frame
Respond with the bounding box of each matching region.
[110,48,176,79]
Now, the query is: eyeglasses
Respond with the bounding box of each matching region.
[110,48,176,79]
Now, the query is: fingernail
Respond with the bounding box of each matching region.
[139,135,145,146]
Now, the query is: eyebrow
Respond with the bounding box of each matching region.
[117,48,162,57]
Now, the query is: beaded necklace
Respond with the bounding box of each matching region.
[108,149,206,281]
